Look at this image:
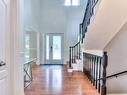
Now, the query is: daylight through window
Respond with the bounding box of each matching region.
[64,0,80,6]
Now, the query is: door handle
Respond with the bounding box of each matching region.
[0,61,6,66]
[51,46,53,52]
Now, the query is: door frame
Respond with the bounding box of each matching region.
[44,33,64,64]
[0,0,10,95]
[10,0,24,95]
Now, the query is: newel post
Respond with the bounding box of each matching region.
[69,47,72,68]
[101,52,108,95]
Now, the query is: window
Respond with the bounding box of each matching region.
[25,34,30,59]
[72,0,80,6]
[46,35,49,60]
[64,0,71,6]
[64,0,80,6]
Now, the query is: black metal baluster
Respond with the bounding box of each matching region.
[74,47,75,62]
[77,44,78,59]
[89,55,91,79]
[71,47,72,67]
[92,56,94,84]
[74,46,76,63]
[94,56,96,86]
[90,56,92,82]
[88,55,90,79]
[69,47,72,68]
[96,57,99,89]
[77,42,80,59]
[83,51,107,95]
[98,58,102,93]
[79,43,80,59]
[72,47,73,63]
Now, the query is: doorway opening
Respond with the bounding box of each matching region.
[45,33,64,64]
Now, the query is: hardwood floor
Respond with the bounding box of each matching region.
[25,65,100,95]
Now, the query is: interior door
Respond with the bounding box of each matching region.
[0,0,8,95]
[45,33,64,64]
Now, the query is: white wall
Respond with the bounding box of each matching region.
[24,0,41,64]
[23,0,87,64]
[40,0,67,64]
[104,22,127,93]
[85,0,127,50]
[24,0,40,32]
[40,0,87,64]
[26,31,37,59]
[24,0,33,30]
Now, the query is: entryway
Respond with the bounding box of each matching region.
[45,33,64,64]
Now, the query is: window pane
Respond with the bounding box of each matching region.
[25,34,30,59]
[46,35,49,60]
[53,36,61,60]
[72,0,80,6]
[64,0,71,6]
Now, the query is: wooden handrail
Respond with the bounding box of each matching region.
[81,0,99,43]
[107,70,127,79]
[96,70,127,81]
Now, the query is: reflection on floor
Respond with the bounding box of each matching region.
[25,65,100,95]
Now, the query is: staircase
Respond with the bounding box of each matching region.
[67,0,108,95]
[68,0,99,71]
[68,41,82,72]
[68,0,127,95]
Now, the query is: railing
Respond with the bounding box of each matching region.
[69,41,81,68]
[83,52,108,95]
[107,70,127,79]
[69,0,99,68]
[81,0,99,42]
[68,0,109,94]
[96,70,127,81]
[24,58,37,89]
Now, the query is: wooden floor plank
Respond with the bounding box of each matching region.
[25,65,100,95]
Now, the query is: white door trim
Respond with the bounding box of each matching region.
[0,0,10,95]
[10,0,24,95]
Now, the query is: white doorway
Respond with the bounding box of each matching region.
[45,33,64,64]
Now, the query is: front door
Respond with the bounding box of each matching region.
[45,33,64,64]
[0,0,9,95]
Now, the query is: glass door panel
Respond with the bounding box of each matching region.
[46,35,50,60]
[53,36,61,60]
